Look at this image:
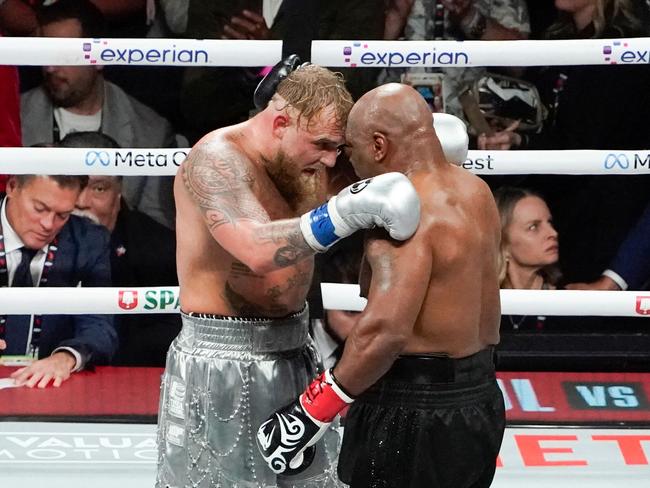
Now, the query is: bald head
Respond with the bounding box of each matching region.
[345,83,440,177]
[348,83,433,141]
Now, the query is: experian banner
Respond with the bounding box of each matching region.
[312,38,650,67]
[0,37,281,66]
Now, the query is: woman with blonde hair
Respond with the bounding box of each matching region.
[494,186,561,290]
[548,0,648,39]
[494,186,563,332]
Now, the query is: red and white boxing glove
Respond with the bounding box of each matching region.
[256,369,354,474]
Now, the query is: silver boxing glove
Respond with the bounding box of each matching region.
[300,172,421,252]
[433,113,469,166]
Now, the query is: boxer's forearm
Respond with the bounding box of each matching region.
[334,316,407,396]
[334,233,429,396]
[248,219,316,273]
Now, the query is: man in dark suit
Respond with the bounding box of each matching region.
[62,131,181,366]
[568,201,650,292]
[74,173,181,365]
[1,174,117,388]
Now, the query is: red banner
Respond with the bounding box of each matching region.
[1,367,650,423]
[498,372,650,423]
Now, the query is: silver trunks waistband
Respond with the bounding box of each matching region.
[174,308,310,357]
[156,307,344,488]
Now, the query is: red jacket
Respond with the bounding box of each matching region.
[0,60,22,192]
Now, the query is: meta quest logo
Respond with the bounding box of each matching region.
[84,149,188,169]
[603,153,650,171]
[602,40,650,64]
[342,42,470,68]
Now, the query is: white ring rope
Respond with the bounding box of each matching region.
[0,285,649,318]
[0,37,648,67]
[312,39,650,68]
[0,38,282,67]
[321,284,650,317]
[1,148,650,175]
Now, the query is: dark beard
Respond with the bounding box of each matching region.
[265,151,323,213]
[45,82,83,108]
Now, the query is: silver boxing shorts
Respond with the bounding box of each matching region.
[155,307,345,488]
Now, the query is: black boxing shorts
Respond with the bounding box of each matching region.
[338,348,505,488]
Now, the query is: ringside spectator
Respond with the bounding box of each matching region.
[62,131,180,367]
[1,172,116,387]
[494,186,561,332]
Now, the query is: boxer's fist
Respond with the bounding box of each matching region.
[300,172,421,252]
[254,54,305,109]
[433,113,469,165]
[257,369,353,474]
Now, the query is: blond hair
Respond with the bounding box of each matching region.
[274,64,354,129]
[493,186,561,288]
[547,0,650,39]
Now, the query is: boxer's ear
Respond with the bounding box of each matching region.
[372,131,388,163]
[272,113,290,139]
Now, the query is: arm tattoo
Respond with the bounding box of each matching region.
[183,143,270,229]
[254,221,314,267]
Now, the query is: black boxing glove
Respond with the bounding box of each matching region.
[254,54,306,109]
[256,369,354,475]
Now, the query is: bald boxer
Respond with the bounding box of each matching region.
[258,83,504,488]
[156,66,420,488]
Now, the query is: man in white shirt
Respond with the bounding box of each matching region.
[20,0,183,230]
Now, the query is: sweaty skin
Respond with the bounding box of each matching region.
[175,101,344,317]
[334,84,501,395]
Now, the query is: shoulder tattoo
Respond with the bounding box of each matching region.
[183,143,269,229]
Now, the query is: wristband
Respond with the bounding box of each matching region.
[300,369,354,423]
[300,203,337,252]
[299,198,351,252]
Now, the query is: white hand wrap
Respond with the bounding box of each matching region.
[433,113,469,165]
[300,172,420,252]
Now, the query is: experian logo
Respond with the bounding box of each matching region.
[342,42,469,68]
[602,40,649,64]
[82,39,209,65]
